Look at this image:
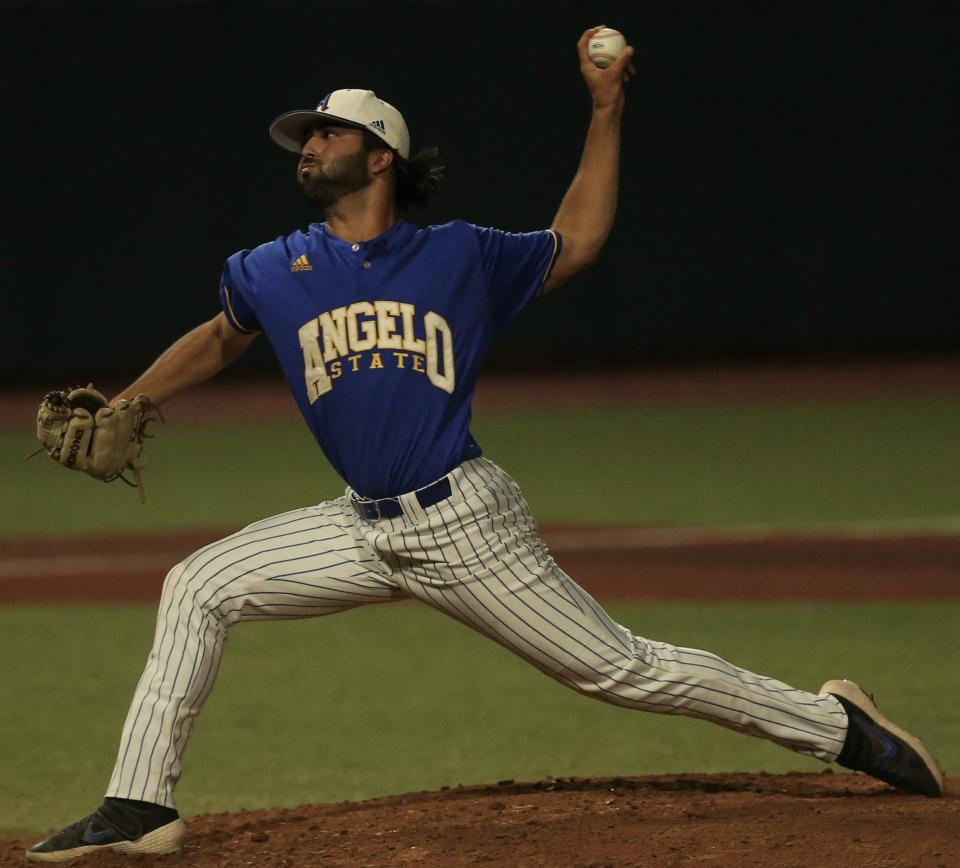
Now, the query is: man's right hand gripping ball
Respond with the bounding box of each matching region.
[35,385,158,498]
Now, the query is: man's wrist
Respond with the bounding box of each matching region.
[590,96,625,116]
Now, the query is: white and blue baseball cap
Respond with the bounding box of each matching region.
[269,89,410,159]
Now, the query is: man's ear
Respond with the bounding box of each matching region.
[369,148,395,177]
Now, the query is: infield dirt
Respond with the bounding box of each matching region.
[6,774,960,867]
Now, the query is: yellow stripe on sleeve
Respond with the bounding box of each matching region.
[540,229,562,286]
[222,285,259,334]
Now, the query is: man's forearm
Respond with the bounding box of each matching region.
[542,27,633,292]
[114,315,253,405]
[551,102,624,264]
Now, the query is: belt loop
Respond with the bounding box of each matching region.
[398,491,428,523]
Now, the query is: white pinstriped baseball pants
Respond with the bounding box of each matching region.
[106,458,848,808]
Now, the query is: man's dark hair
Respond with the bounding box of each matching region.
[362,130,443,212]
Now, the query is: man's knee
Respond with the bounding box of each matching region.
[158,559,226,623]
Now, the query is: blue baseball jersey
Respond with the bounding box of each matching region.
[219,219,561,497]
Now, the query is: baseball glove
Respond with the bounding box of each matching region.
[33,385,160,501]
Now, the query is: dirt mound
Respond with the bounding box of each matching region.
[8,774,959,867]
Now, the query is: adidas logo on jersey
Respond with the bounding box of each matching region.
[290,254,313,272]
[369,119,386,134]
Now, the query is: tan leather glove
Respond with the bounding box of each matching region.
[35,385,160,500]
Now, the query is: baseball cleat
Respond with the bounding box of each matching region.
[823,679,944,797]
[26,798,185,862]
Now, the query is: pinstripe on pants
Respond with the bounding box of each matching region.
[106,458,848,808]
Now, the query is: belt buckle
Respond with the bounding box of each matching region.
[351,493,380,522]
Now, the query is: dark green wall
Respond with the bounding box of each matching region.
[4,1,957,379]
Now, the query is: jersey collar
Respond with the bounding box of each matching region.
[313,219,416,257]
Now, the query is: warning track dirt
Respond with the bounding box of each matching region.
[3,525,960,605]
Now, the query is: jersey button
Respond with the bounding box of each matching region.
[361,260,371,269]
[351,243,361,252]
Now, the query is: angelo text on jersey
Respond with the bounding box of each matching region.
[298,300,455,400]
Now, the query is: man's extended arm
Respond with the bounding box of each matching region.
[113,312,257,404]
[543,27,634,293]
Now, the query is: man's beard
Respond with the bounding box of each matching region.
[298,150,372,209]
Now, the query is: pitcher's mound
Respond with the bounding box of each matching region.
[11,773,958,867]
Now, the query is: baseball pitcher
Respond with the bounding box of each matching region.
[28,27,943,863]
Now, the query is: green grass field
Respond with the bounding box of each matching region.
[3,395,959,838]
[3,602,957,837]
[4,395,960,536]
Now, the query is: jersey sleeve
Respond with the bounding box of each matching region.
[219,250,261,334]
[472,226,563,331]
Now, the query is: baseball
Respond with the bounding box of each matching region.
[588,27,627,69]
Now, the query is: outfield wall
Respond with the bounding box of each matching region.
[4,2,957,380]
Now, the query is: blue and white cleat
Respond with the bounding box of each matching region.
[823,678,944,797]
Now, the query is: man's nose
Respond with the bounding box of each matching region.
[300,141,324,161]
